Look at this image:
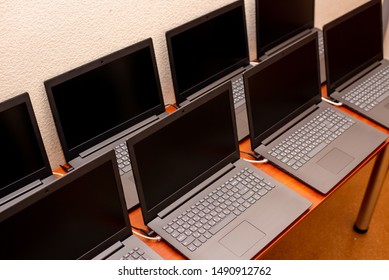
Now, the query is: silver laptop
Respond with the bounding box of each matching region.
[44,38,167,210]
[0,92,54,206]
[126,82,311,260]
[166,0,253,141]
[324,0,389,130]
[0,150,162,260]
[256,0,326,83]
[244,32,387,195]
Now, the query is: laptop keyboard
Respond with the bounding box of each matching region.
[268,108,355,170]
[232,77,245,104]
[114,143,132,175]
[162,167,275,252]
[341,64,389,112]
[120,247,152,260]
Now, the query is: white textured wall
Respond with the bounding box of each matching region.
[0,0,388,169]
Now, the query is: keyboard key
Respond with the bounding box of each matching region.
[187,244,197,252]
[193,239,202,247]
[182,236,195,247]
[209,213,237,235]
[199,235,207,243]
[307,142,327,158]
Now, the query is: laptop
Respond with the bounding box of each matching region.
[324,0,389,130]
[44,38,167,210]
[256,0,326,83]
[244,32,388,195]
[166,0,253,141]
[0,92,54,206]
[0,150,163,260]
[126,82,311,260]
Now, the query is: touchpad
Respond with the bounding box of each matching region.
[385,102,389,109]
[219,221,265,257]
[317,148,354,174]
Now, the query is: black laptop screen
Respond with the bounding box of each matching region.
[129,84,238,223]
[256,0,314,57]
[324,0,383,94]
[0,94,51,200]
[245,33,320,146]
[45,39,165,161]
[167,1,249,104]
[0,156,128,260]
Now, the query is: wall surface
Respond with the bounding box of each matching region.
[0,0,387,168]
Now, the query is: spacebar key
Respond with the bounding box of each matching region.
[122,165,132,174]
[307,142,327,158]
[376,91,389,102]
[209,213,237,235]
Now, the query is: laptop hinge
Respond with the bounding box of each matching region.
[262,105,318,146]
[157,163,235,220]
[184,67,247,104]
[79,115,159,159]
[263,29,312,58]
[0,179,43,207]
[336,61,381,92]
[92,241,123,260]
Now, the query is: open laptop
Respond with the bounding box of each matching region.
[166,0,254,141]
[126,82,311,260]
[244,32,388,195]
[0,92,54,206]
[256,0,326,83]
[44,38,167,210]
[324,0,389,130]
[0,150,162,260]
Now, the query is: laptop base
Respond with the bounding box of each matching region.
[255,102,387,194]
[148,159,311,260]
[330,61,389,130]
[94,237,163,260]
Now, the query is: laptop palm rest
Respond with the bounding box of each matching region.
[219,221,266,257]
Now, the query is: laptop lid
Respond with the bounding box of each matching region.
[166,0,249,105]
[127,82,239,225]
[324,0,383,95]
[244,32,321,150]
[0,92,52,204]
[44,38,166,162]
[256,0,315,57]
[0,150,134,260]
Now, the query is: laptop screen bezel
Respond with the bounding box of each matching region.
[127,82,240,225]
[166,0,250,105]
[244,32,322,150]
[323,0,384,95]
[256,0,315,58]
[0,92,52,202]
[44,38,166,162]
[0,150,132,260]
